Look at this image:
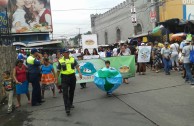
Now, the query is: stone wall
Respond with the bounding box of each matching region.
[0,46,17,102]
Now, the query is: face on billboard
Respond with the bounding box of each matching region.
[24,0,33,8]
[6,0,52,33]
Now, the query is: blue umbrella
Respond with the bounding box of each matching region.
[94,67,122,93]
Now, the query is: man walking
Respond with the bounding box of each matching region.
[27,48,43,106]
[57,49,82,115]
[182,40,194,85]
[161,42,171,75]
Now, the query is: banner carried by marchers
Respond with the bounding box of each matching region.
[76,56,135,83]
[137,46,152,63]
[53,56,136,84]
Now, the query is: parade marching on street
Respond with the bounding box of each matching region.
[1,0,194,126]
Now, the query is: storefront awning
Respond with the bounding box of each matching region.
[13,40,62,47]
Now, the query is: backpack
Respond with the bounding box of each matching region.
[189,46,194,63]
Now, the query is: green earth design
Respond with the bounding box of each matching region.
[98,69,119,91]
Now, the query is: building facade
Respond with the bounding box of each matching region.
[159,0,194,21]
[91,0,158,45]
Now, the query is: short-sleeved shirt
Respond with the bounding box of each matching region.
[41,64,53,74]
[2,78,14,91]
[182,45,194,63]
[170,43,179,55]
[180,41,186,50]
[161,47,171,58]
[57,57,78,71]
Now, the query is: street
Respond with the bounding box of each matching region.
[1,70,194,126]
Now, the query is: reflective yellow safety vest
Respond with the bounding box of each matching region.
[27,55,35,65]
[59,57,75,75]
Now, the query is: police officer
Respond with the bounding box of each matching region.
[27,48,44,106]
[57,49,82,115]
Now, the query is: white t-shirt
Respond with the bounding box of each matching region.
[12,9,29,30]
[182,45,194,63]
[170,43,179,56]
[161,47,171,58]
[113,48,118,56]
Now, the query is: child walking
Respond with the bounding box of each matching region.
[2,71,15,114]
[41,58,57,99]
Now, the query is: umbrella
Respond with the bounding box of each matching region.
[152,25,164,36]
[170,33,186,41]
[94,67,122,93]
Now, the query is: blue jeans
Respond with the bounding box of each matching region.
[163,58,171,73]
[184,63,194,83]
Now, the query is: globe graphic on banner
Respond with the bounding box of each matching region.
[94,67,122,93]
[78,62,97,76]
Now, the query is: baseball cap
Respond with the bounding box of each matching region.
[61,48,69,53]
[164,42,169,45]
[31,48,38,54]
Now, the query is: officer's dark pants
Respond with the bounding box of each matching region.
[29,73,41,106]
[61,73,76,110]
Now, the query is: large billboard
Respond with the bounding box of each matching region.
[0,0,52,33]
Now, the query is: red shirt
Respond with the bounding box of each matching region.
[15,65,27,82]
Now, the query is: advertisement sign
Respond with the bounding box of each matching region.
[3,0,53,33]
[183,1,194,20]
[82,34,98,53]
[137,46,152,63]
[0,11,8,33]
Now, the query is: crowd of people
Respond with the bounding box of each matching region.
[1,37,194,115]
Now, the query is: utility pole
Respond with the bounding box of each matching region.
[131,0,137,35]
[77,28,81,47]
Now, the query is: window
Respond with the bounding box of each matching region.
[116,29,121,42]
[105,32,108,44]
[135,24,142,35]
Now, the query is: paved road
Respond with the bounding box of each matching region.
[1,70,194,126]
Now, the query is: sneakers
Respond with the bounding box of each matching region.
[70,105,75,109]
[66,108,70,116]
[107,92,112,97]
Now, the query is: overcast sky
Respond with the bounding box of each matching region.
[50,0,125,38]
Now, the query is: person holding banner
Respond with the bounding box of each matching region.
[57,49,82,115]
[137,43,147,75]
[92,48,99,55]
[118,45,131,84]
[80,48,90,89]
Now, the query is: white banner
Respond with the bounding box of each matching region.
[83,55,100,60]
[82,34,98,52]
[137,46,151,63]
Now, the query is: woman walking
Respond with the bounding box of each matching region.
[13,60,31,108]
[152,42,162,73]
[41,58,57,99]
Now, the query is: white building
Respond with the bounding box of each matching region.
[91,0,158,45]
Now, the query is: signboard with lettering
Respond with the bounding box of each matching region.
[183,0,194,20]
[0,11,8,33]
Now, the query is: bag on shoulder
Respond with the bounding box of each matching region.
[189,46,194,63]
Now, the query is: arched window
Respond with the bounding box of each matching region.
[105,32,108,44]
[116,29,121,42]
[135,24,142,35]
